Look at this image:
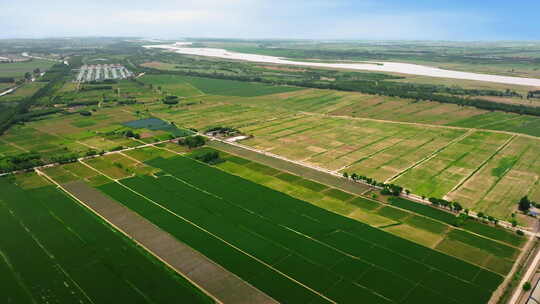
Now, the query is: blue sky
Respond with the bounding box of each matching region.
[1,0,539,40]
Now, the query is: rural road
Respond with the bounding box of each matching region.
[509,245,540,304]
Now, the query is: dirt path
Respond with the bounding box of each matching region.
[39,171,277,304]
[496,236,538,304]
[206,140,371,195]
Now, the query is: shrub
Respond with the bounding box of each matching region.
[195,151,223,165]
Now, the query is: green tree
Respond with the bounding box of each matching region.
[452,202,463,212]
[519,196,531,212]
[342,172,348,179]
[182,135,206,148]
[523,282,532,291]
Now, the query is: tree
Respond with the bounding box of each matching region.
[33,68,41,75]
[519,196,531,212]
[405,189,410,196]
[452,202,463,212]
[342,172,348,179]
[24,72,32,81]
[511,219,518,227]
[523,282,532,291]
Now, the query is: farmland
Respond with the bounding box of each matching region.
[0,59,55,79]
[0,82,46,103]
[138,87,540,220]
[140,74,301,97]
[1,36,539,304]
[0,173,212,304]
[447,136,540,218]
[193,146,523,274]
[1,70,538,220]
[89,155,504,304]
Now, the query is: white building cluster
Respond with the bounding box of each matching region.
[75,64,133,82]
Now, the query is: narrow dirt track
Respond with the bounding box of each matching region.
[59,180,278,304]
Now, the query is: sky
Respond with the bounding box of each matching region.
[1,0,539,40]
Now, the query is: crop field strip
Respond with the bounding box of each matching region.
[59,179,277,304]
[91,155,505,304]
[203,145,523,273]
[0,175,212,304]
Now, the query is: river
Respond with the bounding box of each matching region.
[144,43,540,87]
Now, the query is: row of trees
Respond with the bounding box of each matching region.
[341,171,520,230]
[343,172,405,196]
[428,197,463,212]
